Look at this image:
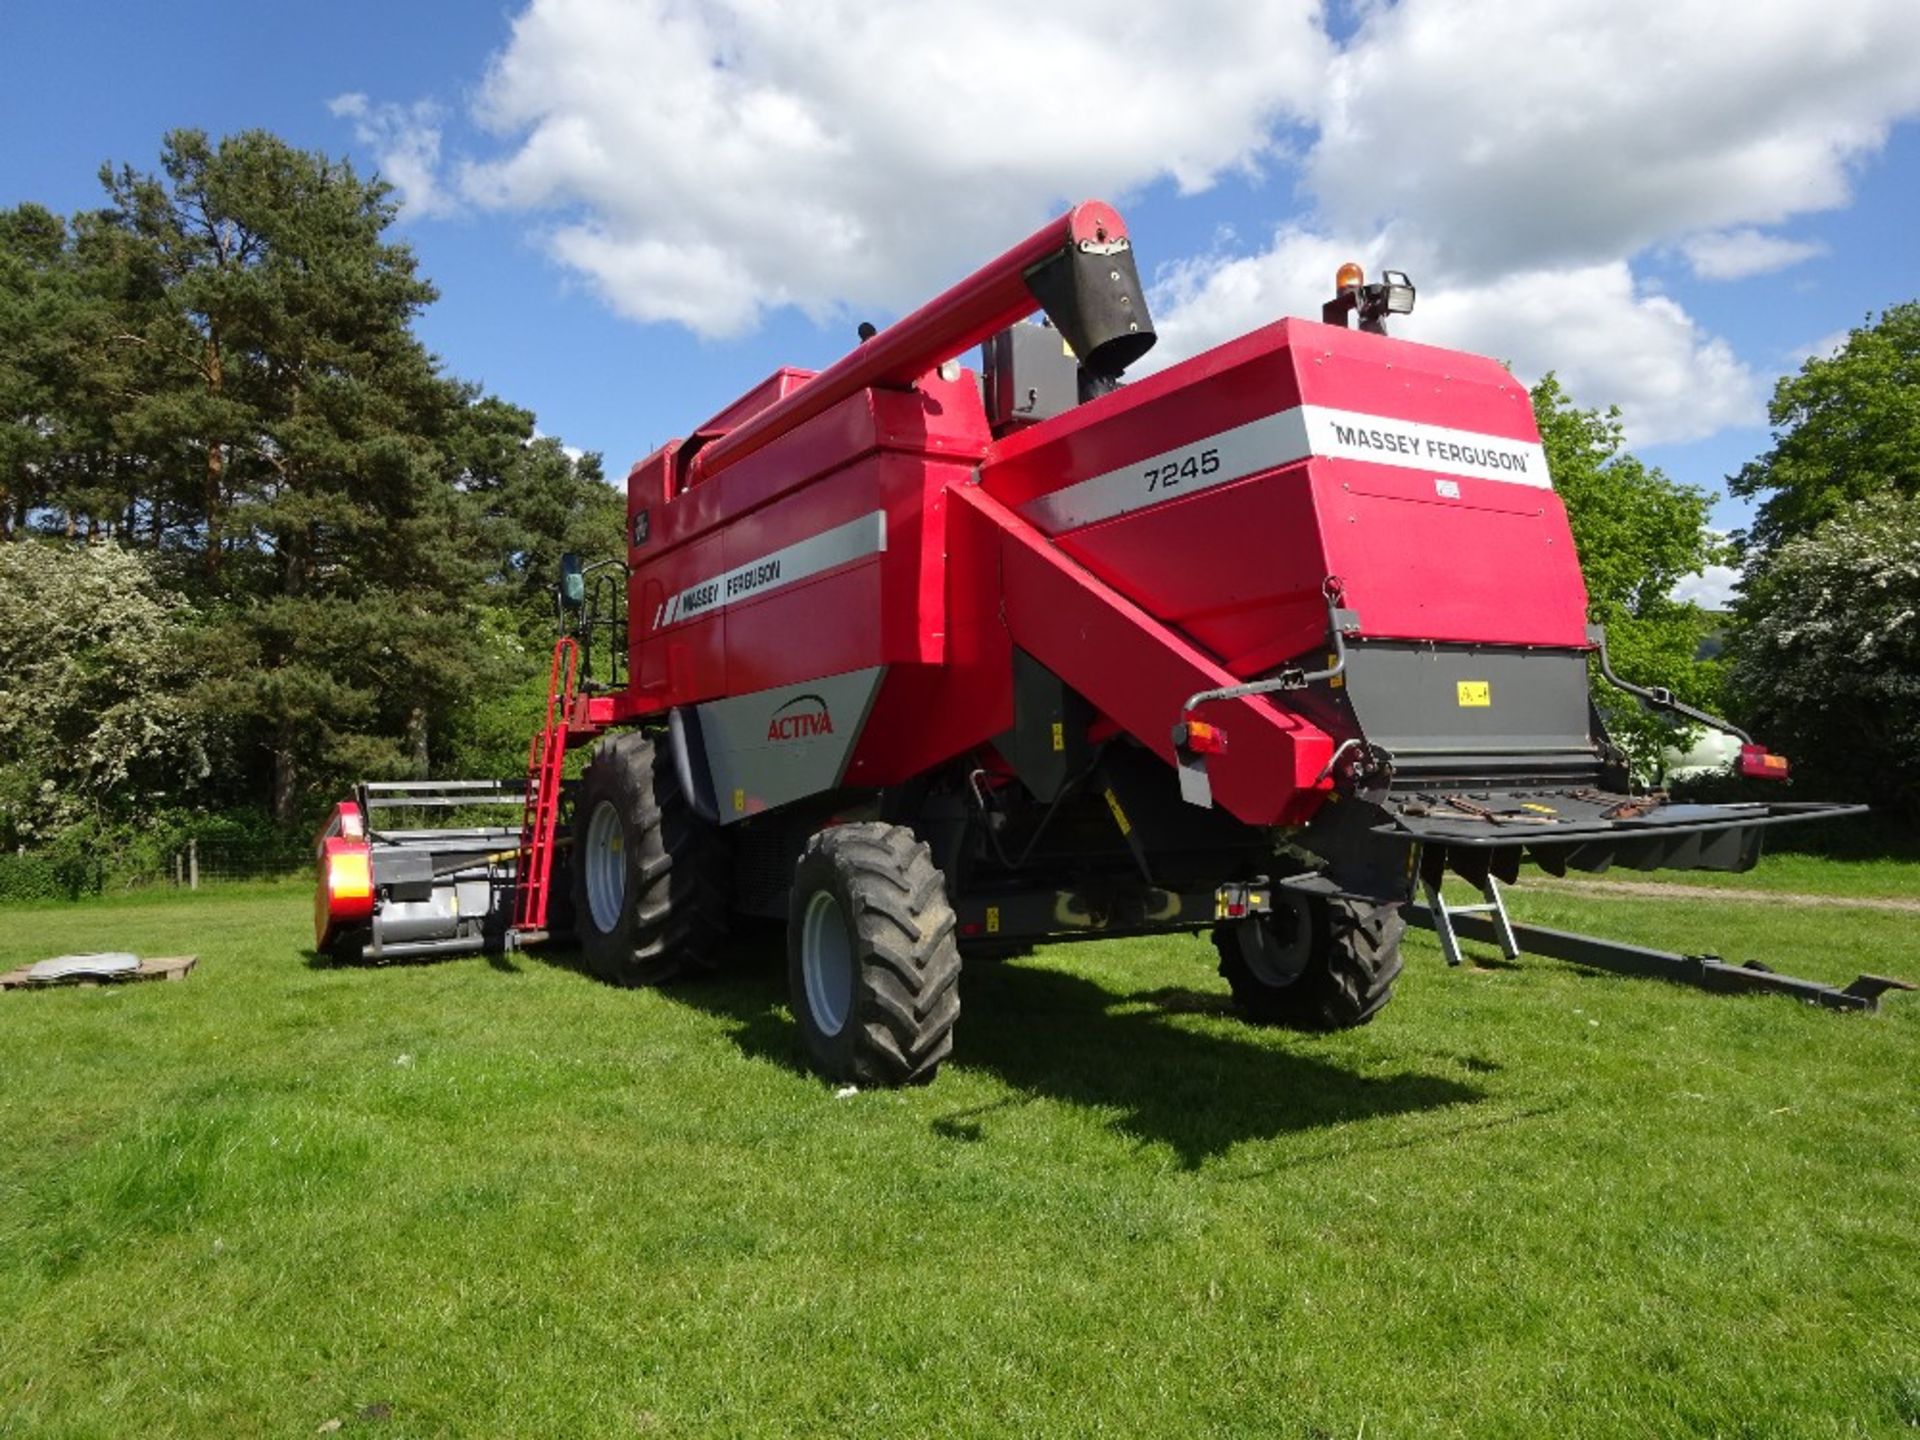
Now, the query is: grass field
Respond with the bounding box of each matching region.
[1567,849,1920,899]
[1,865,1916,1437]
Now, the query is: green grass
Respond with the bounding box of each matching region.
[1524,809,1918,899]
[1,874,1916,1437]
[1565,848,1917,899]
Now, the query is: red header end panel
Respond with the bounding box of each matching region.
[623,369,992,729]
[981,320,1590,672]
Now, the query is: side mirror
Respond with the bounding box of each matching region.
[558,552,585,610]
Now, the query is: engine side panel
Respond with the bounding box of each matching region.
[696,665,886,822]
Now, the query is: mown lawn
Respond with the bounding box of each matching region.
[1580,847,1920,899]
[0,869,1916,1438]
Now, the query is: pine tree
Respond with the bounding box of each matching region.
[88,131,531,820]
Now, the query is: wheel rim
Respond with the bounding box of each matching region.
[584,800,626,934]
[1244,896,1313,987]
[801,889,855,1037]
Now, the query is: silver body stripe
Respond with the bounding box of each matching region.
[654,509,887,630]
[1018,404,1551,534]
[1019,409,1310,534]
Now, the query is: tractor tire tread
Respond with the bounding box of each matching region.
[1215,894,1404,1031]
[789,821,961,1087]
[573,730,730,986]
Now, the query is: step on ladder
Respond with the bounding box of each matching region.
[513,637,580,935]
[1423,873,1519,968]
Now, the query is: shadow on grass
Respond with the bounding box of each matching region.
[669,937,1489,1167]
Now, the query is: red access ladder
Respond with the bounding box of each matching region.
[513,637,580,933]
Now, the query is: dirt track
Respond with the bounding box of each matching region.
[1526,877,1920,915]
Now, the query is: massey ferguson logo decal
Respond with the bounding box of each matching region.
[652,511,887,630]
[767,694,833,743]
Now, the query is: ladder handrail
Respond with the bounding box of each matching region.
[513,637,580,932]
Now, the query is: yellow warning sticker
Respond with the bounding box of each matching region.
[1457,680,1491,707]
[732,788,746,813]
[1327,652,1344,690]
[986,905,1001,934]
[1051,721,1065,752]
[1103,788,1133,836]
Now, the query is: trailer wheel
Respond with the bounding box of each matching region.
[1214,893,1404,1030]
[788,822,961,1086]
[323,928,370,966]
[572,731,730,985]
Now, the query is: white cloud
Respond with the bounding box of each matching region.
[1412,261,1763,447]
[1148,229,1763,446]
[450,0,1330,337]
[1787,328,1853,364]
[1681,229,1826,281]
[340,0,1920,452]
[329,94,455,219]
[1672,564,1741,611]
[1148,226,1391,369]
[1308,0,1920,279]
[1142,1,1920,445]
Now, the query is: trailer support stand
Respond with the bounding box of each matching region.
[1422,875,1517,968]
[1405,897,1913,1012]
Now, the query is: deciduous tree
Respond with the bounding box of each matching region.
[1730,302,1920,558]
[0,539,206,846]
[1731,496,1920,816]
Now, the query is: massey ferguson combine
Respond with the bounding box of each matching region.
[315,201,1895,1085]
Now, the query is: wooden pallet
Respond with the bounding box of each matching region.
[0,955,198,991]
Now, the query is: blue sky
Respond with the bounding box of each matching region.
[6,0,1919,604]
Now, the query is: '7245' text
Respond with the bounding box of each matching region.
[1144,447,1221,491]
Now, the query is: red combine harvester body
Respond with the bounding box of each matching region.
[316,202,1885,1083]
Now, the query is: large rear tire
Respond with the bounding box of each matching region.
[1214,893,1403,1030]
[571,731,730,985]
[788,822,961,1086]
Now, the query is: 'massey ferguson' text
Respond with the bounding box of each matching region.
[1330,422,1531,475]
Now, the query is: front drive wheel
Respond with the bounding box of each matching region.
[1214,892,1404,1030]
[571,731,729,986]
[788,822,961,1086]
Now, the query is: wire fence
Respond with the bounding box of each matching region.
[167,837,313,888]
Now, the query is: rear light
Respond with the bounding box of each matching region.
[315,836,375,946]
[327,846,373,904]
[1174,720,1229,755]
[1215,884,1272,920]
[1737,744,1791,781]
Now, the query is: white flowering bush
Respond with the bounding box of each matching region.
[1732,493,1920,815]
[0,539,208,846]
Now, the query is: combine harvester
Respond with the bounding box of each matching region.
[316,201,1902,1085]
